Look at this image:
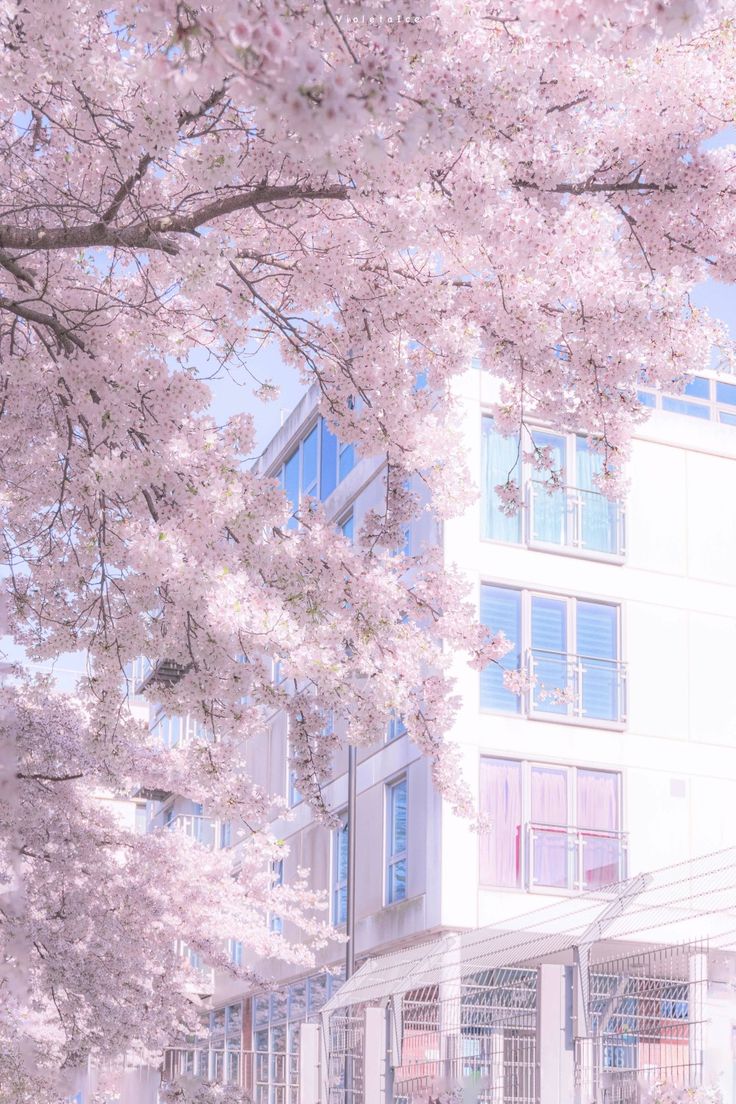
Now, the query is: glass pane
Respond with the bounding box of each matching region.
[531,827,570,889]
[577,602,616,659]
[283,449,299,530]
[683,375,710,398]
[307,974,328,1015]
[529,430,566,545]
[717,380,736,406]
[580,657,620,721]
[340,513,354,542]
[582,832,623,888]
[480,417,522,543]
[661,396,710,418]
[301,425,318,496]
[389,857,407,902]
[531,597,568,714]
[720,410,736,425]
[531,765,568,825]
[390,780,407,855]
[319,419,337,500]
[576,438,619,554]
[339,442,355,481]
[637,390,656,407]
[253,998,270,1028]
[270,990,287,1023]
[479,758,521,887]
[479,585,521,712]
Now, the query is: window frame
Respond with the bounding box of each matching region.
[479,582,626,729]
[385,774,408,906]
[331,811,349,926]
[277,416,357,528]
[480,414,626,562]
[478,754,625,893]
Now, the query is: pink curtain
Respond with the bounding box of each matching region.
[578,770,620,887]
[480,758,521,887]
[531,767,568,887]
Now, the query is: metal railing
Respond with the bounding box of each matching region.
[527,481,626,559]
[163,1045,298,1102]
[525,822,628,892]
[166,814,216,848]
[527,648,627,725]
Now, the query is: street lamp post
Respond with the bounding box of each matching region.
[344,744,358,1100]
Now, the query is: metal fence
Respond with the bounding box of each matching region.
[327,1008,365,1104]
[576,941,707,1104]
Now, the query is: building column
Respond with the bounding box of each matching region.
[299,1022,321,1104]
[536,964,575,1104]
[689,951,708,1087]
[364,1006,387,1104]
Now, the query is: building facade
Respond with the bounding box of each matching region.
[154,368,736,1101]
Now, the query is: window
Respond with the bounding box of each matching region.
[481,418,624,558]
[340,512,354,543]
[228,938,243,966]
[332,814,349,925]
[479,757,625,891]
[480,585,625,725]
[270,859,284,935]
[279,417,356,528]
[386,777,408,904]
[219,820,232,849]
[149,708,205,747]
[638,373,736,425]
[287,723,302,808]
[386,712,407,742]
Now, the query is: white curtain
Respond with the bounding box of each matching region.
[481,418,522,542]
[480,758,522,887]
[578,769,621,887]
[531,766,569,888]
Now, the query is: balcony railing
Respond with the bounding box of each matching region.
[527,481,625,560]
[167,814,216,848]
[525,822,628,892]
[527,648,627,725]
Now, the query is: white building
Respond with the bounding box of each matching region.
[155,368,736,1102]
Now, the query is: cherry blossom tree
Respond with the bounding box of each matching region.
[2,0,736,1096]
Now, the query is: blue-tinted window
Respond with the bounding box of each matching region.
[480,585,521,712]
[339,441,355,482]
[301,425,318,497]
[386,777,407,903]
[283,449,300,529]
[340,513,354,542]
[683,375,710,398]
[319,419,338,500]
[481,418,522,543]
[387,713,407,741]
[720,410,736,426]
[717,380,736,407]
[637,390,656,407]
[661,397,710,419]
[577,602,619,721]
[333,817,348,924]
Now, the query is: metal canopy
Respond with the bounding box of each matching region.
[323,845,736,1013]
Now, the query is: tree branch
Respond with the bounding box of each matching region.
[0,184,350,253]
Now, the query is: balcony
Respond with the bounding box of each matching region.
[527,481,625,561]
[527,648,627,726]
[525,822,628,892]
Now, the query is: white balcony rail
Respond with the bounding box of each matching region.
[527,480,625,559]
[167,814,215,848]
[525,822,628,892]
[527,648,627,725]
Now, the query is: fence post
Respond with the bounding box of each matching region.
[537,964,575,1104]
[689,950,708,1087]
[299,1022,321,1104]
[364,1006,387,1103]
